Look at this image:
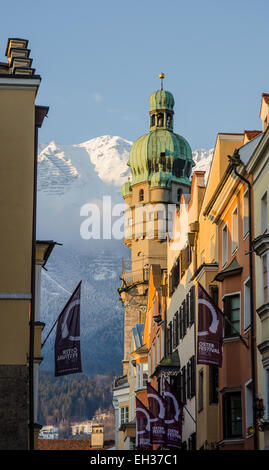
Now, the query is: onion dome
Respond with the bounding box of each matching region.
[122,74,194,196]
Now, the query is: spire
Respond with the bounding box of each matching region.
[159,72,165,91]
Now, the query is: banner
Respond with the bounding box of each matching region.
[135,397,153,450]
[147,383,166,446]
[197,283,223,367]
[163,379,183,449]
[54,281,82,377]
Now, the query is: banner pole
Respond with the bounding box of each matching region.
[41,280,82,349]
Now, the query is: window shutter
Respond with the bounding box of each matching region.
[191,355,196,397]
[182,366,186,404]
[179,306,183,339]
[175,311,179,346]
[183,300,187,336]
[186,292,190,327]
[173,316,176,349]
[187,361,191,399]
[190,286,195,325]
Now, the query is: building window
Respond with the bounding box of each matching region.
[173,312,179,348]
[120,406,129,425]
[210,235,215,262]
[198,369,204,412]
[136,363,141,389]
[222,224,228,267]
[129,437,136,450]
[187,355,196,399]
[179,306,183,340]
[245,380,253,433]
[261,191,268,234]
[223,294,240,338]
[157,113,164,127]
[210,284,219,306]
[181,366,186,404]
[223,392,243,439]
[262,253,268,304]
[177,188,182,202]
[183,299,187,336]
[139,189,144,202]
[232,206,238,253]
[209,366,219,404]
[188,432,196,450]
[243,189,249,237]
[244,278,251,330]
[142,363,148,388]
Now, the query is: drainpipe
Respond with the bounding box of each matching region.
[229,149,258,450]
[29,106,49,450]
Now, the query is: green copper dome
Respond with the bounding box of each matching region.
[122,77,194,196]
[149,90,175,112]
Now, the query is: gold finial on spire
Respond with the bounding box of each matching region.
[159,72,165,90]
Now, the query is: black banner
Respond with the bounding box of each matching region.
[54,281,82,377]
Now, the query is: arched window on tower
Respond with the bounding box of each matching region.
[151,114,156,127]
[139,189,144,202]
[172,159,185,178]
[157,113,164,127]
[166,113,172,128]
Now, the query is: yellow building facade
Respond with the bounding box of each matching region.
[0,38,50,450]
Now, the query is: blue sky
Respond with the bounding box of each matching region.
[1,0,269,149]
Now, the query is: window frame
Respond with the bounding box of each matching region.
[198,369,204,412]
[222,391,243,439]
[243,277,251,331]
[222,291,241,339]
[245,379,253,434]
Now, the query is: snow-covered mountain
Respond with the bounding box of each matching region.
[37,135,213,376]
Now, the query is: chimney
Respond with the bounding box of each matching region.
[260,93,269,131]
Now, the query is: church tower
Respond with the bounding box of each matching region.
[119,74,194,374]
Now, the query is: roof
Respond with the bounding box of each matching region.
[262,92,269,105]
[244,130,262,141]
[152,350,180,377]
[149,89,175,112]
[132,324,144,350]
[37,439,113,450]
[214,257,243,282]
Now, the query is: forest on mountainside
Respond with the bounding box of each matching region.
[38,371,115,433]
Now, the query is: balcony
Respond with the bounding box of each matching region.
[121,258,149,286]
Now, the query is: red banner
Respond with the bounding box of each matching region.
[147,383,166,446]
[197,283,223,367]
[163,379,183,449]
[135,397,153,450]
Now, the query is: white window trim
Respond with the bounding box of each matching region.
[243,188,249,239]
[222,223,228,268]
[243,277,251,332]
[231,205,239,255]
